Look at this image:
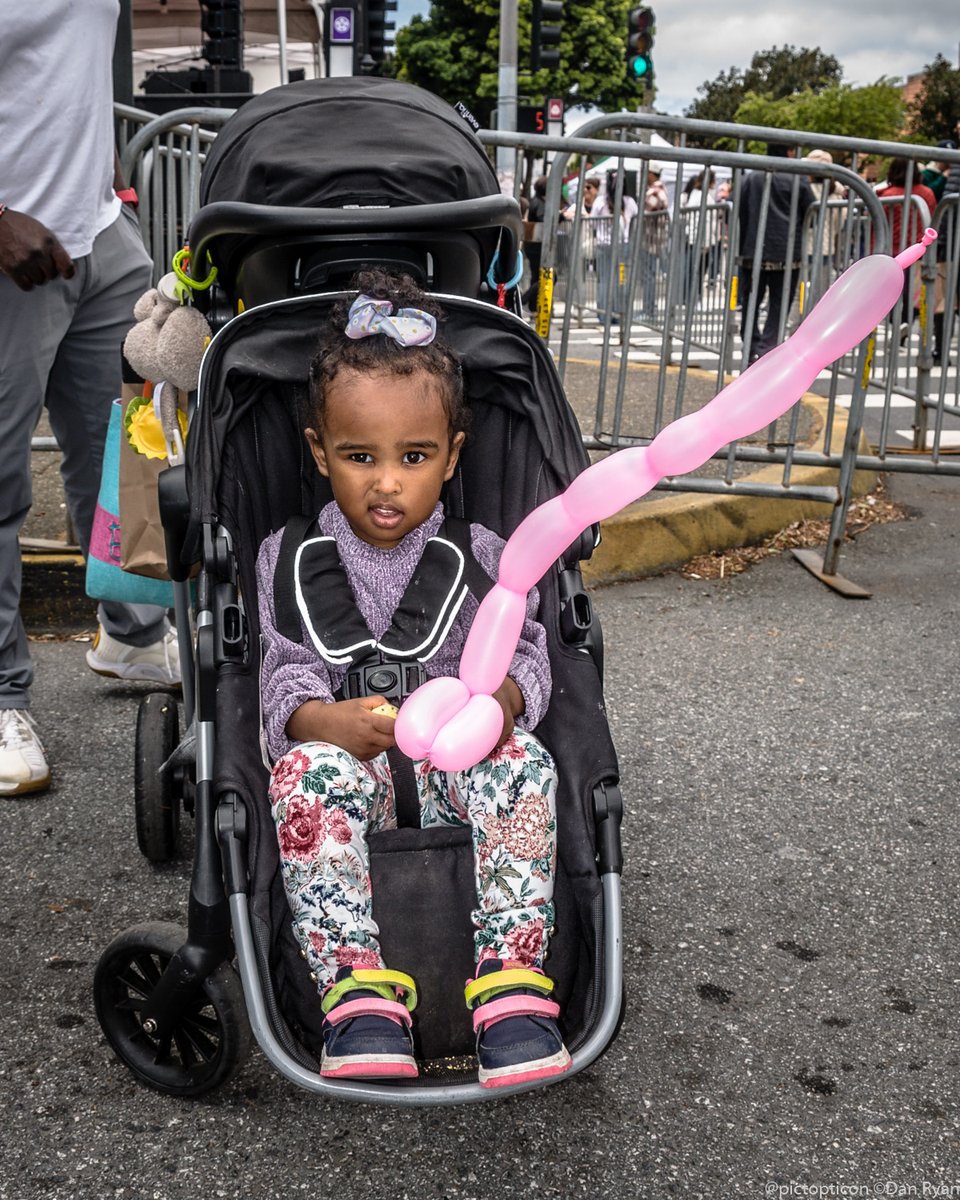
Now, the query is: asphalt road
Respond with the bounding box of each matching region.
[1,470,958,1200]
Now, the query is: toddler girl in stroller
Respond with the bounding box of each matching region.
[257,268,572,1087]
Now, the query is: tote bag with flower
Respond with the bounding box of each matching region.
[85,396,175,607]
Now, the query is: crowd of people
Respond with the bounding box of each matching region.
[521,132,960,366]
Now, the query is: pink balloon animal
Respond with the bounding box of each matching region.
[396,230,937,771]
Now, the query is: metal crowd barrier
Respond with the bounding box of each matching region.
[486,116,960,583]
[30,105,953,581]
[119,107,235,282]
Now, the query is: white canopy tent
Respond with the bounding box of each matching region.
[573,133,734,208]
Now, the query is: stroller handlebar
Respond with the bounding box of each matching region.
[188,195,524,286]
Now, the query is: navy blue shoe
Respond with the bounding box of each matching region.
[320,966,418,1079]
[465,958,571,1088]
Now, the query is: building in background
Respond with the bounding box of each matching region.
[128,0,396,110]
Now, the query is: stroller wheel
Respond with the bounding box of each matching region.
[134,693,181,862]
[93,922,251,1098]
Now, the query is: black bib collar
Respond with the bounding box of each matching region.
[294,526,470,667]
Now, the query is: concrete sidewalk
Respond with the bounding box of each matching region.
[19,362,875,627]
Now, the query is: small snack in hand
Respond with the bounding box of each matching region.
[371,702,398,719]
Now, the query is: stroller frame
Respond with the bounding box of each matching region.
[95,180,625,1105]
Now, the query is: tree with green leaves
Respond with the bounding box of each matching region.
[743,46,843,99]
[393,0,650,127]
[683,66,745,126]
[685,44,843,126]
[735,81,904,149]
[906,54,960,145]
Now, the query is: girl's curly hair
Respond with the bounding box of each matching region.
[307,268,469,439]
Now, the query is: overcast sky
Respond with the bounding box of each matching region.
[396,0,958,118]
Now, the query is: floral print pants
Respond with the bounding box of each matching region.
[269,730,558,992]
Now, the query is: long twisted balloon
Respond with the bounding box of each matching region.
[396,231,937,771]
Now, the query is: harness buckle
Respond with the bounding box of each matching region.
[342,656,426,702]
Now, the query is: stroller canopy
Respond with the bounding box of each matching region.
[194,78,513,303]
[200,77,500,211]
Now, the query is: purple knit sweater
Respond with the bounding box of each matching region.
[256,501,552,762]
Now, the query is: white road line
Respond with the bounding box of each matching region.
[896,429,960,448]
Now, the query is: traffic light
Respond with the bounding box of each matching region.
[626,6,655,86]
[532,0,563,71]
[366,0,398,68]
[199,0,244,68]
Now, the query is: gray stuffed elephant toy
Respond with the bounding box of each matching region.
[123,274,213,394]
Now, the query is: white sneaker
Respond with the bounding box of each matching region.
[0,710,51,796]
[85,625,181,686]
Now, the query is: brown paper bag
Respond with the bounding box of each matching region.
[117,382,184,581]
[118,439,171,580]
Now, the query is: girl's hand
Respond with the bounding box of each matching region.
[491,677,525,750]
[286,696,398,762]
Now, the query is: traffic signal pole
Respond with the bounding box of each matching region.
[496,0,518,176]
[276,0,288,84]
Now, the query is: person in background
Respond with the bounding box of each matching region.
[931,133,960,364]
[737,141,814,363]
[0,0,180,797]
[680,169,718,308]
[639,163,669,318]
[560,174,600,317]
[591,171,638,326]
[562,174,599,224]
[920,141,954,203]
[876,157,937,344]
[803,148,844,300]
[522,175,547,315]
[877,157,937,254]
[943,121,960,197]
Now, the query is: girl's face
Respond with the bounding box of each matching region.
[306,368,464,551]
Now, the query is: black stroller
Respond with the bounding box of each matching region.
[93,78,624,1105]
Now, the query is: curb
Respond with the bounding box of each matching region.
[580,395,877,587]
[21,553,94,632]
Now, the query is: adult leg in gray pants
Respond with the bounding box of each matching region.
[0,207,173,726]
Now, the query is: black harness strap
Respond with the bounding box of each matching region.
[270,513,497,831]
[387,745,422,829]
[385,515,494,830]
[274,513,317,642]
[442,516,495,605]
[273,514,494,647]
